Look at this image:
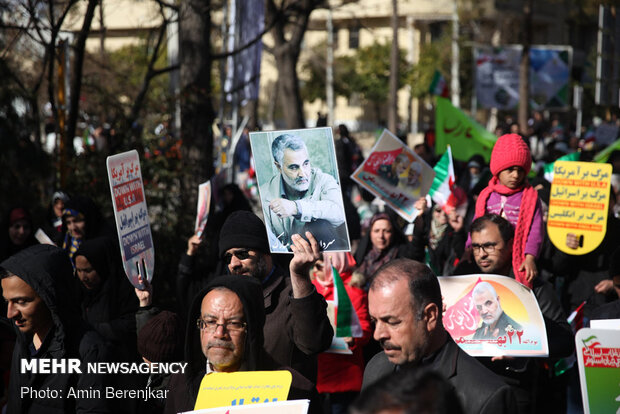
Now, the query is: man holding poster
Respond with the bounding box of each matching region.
[455,214,573,412]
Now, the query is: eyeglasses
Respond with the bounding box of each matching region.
[471,242,498,254]
[196,318,247,333]
[223,249,252,265]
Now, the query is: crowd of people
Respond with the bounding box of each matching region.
[1,116,620,414]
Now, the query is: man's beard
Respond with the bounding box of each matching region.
[282,171,310,192]
[484,307,502,327]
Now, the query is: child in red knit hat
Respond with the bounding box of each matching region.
[469,133,543,287]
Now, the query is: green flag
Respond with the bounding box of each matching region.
[593,138,620,163]
[435,97,497,162]
[543,152,580,182]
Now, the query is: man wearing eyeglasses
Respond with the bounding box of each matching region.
[456,214,573,413]
[165,275,319,413]
[217,210,333,383]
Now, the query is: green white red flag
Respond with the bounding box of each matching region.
[332,266,362,338]
[429,146,455,207]
[429,70,449,98]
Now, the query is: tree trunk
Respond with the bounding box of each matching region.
[276,50,305,128]
[66,0,98,155]
[388,0,399,133]
[179,0,215,215]
[518,0,533,134]
[267,0,321,129]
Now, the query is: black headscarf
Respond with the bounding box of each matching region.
[184,275,265,399]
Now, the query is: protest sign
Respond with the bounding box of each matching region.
[250,127,350,253]
[194,371,292,410]
[575,328,620,414]
[351,129,434,222]
[183,400,309,414]
[547,161,612,255]
[195,181,212,238]
[106,150,154,288]
[438,274,548,357]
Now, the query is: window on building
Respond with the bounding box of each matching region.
[349,26,359,49]
[332,27,339,49]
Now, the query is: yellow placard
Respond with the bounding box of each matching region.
[547,161,612,255]
[194,370,292,410]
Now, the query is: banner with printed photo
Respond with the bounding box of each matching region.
[106,150,154,288]
[475,45,572,110]
[438,274,548,357]
[547,161,612,255]
[576,328,620,414]
[250,127,350,253]
[351,129,435,222]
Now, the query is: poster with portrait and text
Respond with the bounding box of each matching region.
[438,274,548,357]
[250,127,350,253]
[351,129,435,222]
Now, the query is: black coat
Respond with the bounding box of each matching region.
[1,245,111,414]
[164,275,321,414]
[74,237,138,361]
[362,338,518,414]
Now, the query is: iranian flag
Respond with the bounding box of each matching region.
[429,70,449,97]
[429,146,455,207]
[543,152,580,183]
[332,266,362,338]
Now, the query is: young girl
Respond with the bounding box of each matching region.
[472,133,543,287]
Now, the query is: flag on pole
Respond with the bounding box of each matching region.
[429,70,449,98]
[553,300,586,376]
[435,97,497,162]
[543,152,580,183]
[593,138,620,163]
[331,266,362,338]
[429,146,455,207]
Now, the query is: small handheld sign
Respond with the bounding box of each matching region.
[548,161,612,255]
[106,150,155,288]
[195,181,212,239]
[194,371,292,410]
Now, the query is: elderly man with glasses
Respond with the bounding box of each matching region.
[215,210,333,383]
[164,275,319,413]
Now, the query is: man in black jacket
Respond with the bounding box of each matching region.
[362,258,517,414]
[459,214,574,413]
[164,275,318,414]
[216,210,333,382]
[1,244,110,414]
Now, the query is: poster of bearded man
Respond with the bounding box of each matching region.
[250,127,351,254]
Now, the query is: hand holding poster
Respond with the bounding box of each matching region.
[351,129,435,222]
[438,274,548,357]
[195,181,212,239]
[548,161,612,255]
[249,127,350,253]
[575,328,620,414]
[106,150,155,288]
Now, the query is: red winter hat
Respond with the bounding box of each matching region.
[490,133,532,176]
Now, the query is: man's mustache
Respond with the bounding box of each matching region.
[208,340,235,350]
[380,340,400,351]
